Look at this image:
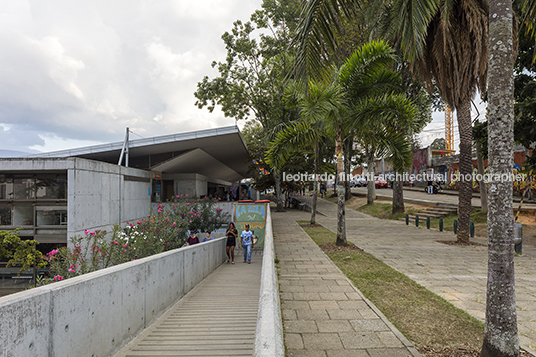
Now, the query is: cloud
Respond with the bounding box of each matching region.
[0,0,262,152]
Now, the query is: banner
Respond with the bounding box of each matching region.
[235,202,267,249]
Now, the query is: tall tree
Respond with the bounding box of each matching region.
[481,0,519,354]
[194,0,301,211]
[267,79,340,224]
[294,0,488,243]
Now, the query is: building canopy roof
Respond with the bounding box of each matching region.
[29,126,250,182]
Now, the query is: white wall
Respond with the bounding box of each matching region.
[67,158,152,240]
[0,238,227,357]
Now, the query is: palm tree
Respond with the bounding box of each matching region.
[294,0,488,243]
[267,79,341,224]
[481,0,519,355]
[338,41,416,206]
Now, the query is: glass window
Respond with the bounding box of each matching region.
[0,175,14,200]
[36,206,67,226]
[36,177,67,199]
[13,206,34,226]
[0,206,11,226]
[13,177,35,200]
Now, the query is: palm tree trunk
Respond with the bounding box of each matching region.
[481,0,518,354]
[336,121,346,245]
[392,170,405,214]
[344,139,352,200]
[366,147,376,205]
[456,100,473,243]
[476,141,488,214]
[274,171,284,212]
[311,140,319,224]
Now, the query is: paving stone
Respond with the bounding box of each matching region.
[316,320,354,333]
[309,301,341,310]
[376,331,405,348]
[367,348,414,357]
[296,309,330,321]
[285,321,318,333]
[282,301,311,310]
[350,319,390,332]
[293,292,322,301]
[302,333,344,350]
[339,332,384,349]
[287,350,327,357]
[285,333,304,349]
[283,309,298,321]
[327,309,363,320]
[319,292,349,300]
[326,350,370,357]
[338,300,369,310]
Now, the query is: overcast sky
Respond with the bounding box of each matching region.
[0,0,484,156]
[0,0,262,154]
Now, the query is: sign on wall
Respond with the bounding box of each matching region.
[235,202,267,249]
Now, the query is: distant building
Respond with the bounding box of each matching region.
[0,126,250,253]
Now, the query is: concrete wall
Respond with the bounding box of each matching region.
[254,205,284,357]
[0,237,227,357]
[68,158,152,239]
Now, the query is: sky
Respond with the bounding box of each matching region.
[0,0,484,156]
[0,0,262,154]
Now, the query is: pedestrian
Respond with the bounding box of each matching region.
[202,231,213,242]
[226,222,238,264]
[186,230,199,246]
[241,224,253,264]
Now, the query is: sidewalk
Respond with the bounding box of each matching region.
[312,198,536,355]
[272,210,420,357]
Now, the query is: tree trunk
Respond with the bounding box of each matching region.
[274,171,285,212]
[456,100,473,243]
[392,170,405,214]
[344,139,352,200]
[335,121,346,245]
[481,0,519,355]
[311,140,319,225]
[476,141,488,214]
[366,147,376,205]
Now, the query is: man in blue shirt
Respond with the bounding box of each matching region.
[241,224,254,264]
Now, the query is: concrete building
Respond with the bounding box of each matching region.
[0,126,250,254]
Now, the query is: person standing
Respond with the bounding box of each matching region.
[226,222,238,264]
[186,230,199,246]
[202,231,213,242]
[241,224,253,264]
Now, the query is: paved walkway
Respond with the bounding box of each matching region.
[273,210,420,357]
[312,198,536,355]
[114,251,262,357]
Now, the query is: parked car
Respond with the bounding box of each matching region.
[374,176,388,188]
[352,176,367,187]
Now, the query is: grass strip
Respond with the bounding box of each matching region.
[298,220,485,350]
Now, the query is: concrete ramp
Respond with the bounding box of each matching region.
[115,253,262,357]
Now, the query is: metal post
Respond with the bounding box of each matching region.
[415,214,419,227]
[439,217,443,232]
[405,214,409,225]
[453,219,458,234]
[470,221,475,238]
[426,216,430,229]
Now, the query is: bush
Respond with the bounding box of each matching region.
[37,195,229,284]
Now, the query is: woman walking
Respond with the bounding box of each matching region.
[226,222,238,264]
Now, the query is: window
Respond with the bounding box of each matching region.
[0,206,11,226]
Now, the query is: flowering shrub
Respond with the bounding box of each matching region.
[36,195,229,284]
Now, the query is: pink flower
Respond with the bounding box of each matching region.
[84,229,90,234]
[187,203,190,206]
[185,194,188,197]
[68,268,73,273]
[172,222,176,226]
[137,221,142,224]
[123,244,127,248]
[53,275,63,281]
[90,231,96,236]
[157,208,162,213]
